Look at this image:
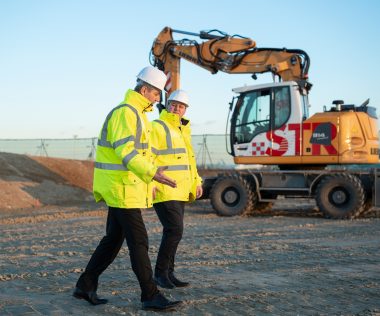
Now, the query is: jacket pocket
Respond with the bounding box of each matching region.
[122,172,142,185]
[122,172,144,204]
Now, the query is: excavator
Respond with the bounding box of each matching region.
[150,26,380,219]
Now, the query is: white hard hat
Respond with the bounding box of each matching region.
[136,66,167,91]
[168,90,190,107]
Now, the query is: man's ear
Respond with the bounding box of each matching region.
[140,86,147,96]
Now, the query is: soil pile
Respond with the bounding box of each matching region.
[0,152,219,212]
[0,152,94,211]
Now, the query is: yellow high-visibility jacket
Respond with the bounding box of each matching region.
[151,109,202,203]
[93,89,157,208]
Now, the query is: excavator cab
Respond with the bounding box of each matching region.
[230,81,309,163]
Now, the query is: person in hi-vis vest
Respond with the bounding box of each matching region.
[74,66,182,312]
[151,89,203,289]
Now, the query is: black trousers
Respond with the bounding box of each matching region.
[153,200,185,276]
[76,207,158,301]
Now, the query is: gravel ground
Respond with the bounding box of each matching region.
[0,200,380,316]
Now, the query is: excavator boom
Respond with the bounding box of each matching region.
[151,26,311,94]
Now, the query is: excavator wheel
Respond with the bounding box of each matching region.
[210,174,255,216]
[315,174,365,219]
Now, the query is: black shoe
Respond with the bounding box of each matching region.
[154,274,175,289]
[169,273,190,287]
[142,293,182,311]
[73,287,108,305]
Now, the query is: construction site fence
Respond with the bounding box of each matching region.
[0,135,234,169]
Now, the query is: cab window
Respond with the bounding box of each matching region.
[274,87,291,128]
[233,90,270,144]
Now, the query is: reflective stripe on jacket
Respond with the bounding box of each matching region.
[93,89,157,208]
[151,109,202,203]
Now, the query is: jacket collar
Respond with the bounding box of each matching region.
[159,109,190,127]
[122,89,153,113]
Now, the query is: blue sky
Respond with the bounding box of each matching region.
[1,0,379,139]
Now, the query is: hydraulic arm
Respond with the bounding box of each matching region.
[150,26,311,94]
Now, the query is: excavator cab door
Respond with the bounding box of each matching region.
[231,89,271,146]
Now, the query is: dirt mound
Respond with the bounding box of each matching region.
[0,152,94,211]
[0,152,222,212]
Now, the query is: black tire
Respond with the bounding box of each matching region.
[210,174,255,216]
[315,174,365,219]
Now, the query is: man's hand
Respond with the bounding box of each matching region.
[153,166,177,188]
[196,185,203,199]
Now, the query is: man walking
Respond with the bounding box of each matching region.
[73,66,181,311]
[151,90,203,288]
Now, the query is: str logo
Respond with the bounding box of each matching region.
[255,122,337,156]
